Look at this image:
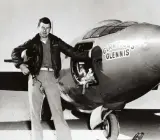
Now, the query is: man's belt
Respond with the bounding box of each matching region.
[40,67,54,71]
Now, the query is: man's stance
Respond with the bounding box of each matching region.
[11,17,91,140]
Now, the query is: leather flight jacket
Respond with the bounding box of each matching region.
[11,33,90,78]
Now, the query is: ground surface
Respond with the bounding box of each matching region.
[0,90,160,140]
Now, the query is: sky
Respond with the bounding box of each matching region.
[1,0,160,71]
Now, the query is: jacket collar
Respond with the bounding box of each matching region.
[34,33,55,41]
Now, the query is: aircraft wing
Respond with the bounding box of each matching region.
[1,59,28,91]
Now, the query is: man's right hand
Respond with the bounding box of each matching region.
[20,64,30,75]
[88,50,92,58]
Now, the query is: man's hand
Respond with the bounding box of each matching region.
[88,50,92,58]
[20,64,30,75]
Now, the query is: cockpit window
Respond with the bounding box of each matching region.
[90,26,108,38]
[83,21,138,39]
[83,28,98,39]
[100,26,125,36]
[100,21,138,37]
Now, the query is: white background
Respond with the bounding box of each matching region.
[1,0,160,71]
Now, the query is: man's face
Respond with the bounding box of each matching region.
[38,22,51,38]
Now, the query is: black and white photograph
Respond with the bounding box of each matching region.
[0,0,160,140]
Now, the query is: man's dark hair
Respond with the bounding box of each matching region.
[38,17,51,27]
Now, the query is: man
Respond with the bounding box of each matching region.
[11,17,91,140]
